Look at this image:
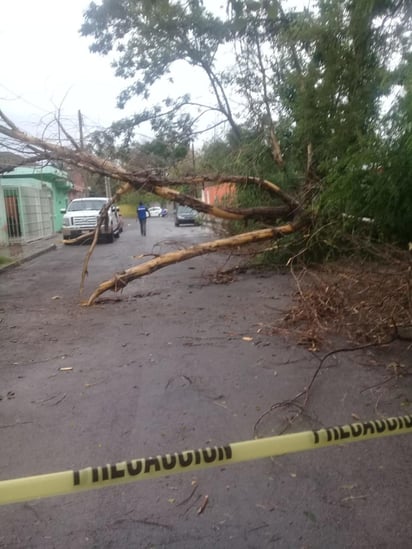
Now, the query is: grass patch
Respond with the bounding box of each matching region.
[117,204,136,218]
[0,256,12,265]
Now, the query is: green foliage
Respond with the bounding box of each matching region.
[198,130,274,178]
[116,203,136,218]
[275,1,388,178]
[197,125,302,194]
[117,189,161,207]
[82,0,412,253]
[81,0,237,140]
[316,53,412,246]
[139,138,189,167]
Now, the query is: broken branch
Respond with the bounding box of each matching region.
[85,222,303,305]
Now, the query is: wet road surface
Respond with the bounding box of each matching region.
[0,216,411,548]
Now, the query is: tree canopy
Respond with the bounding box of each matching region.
[2,1,411,251]
[81,0,411,243]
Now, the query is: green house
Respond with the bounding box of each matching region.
[0,165,73,245]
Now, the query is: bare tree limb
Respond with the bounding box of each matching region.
[85,221,304,305]
[55,116,81,151]
[0,112,300,220]
[78,182,134,293]
[254,32,284,167]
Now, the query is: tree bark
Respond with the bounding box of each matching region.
[85,221,303,305]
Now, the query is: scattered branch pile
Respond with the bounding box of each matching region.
[276,247,412,348]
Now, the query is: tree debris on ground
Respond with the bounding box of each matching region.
[276,248,412,348]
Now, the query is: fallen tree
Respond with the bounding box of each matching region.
[0,110,310,304]
[85,222,304,305]
[1,112,411,348]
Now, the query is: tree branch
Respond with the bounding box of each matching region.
[85,221,304,305]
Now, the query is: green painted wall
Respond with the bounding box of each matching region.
[0,192,7,245]
[0,166,72,239]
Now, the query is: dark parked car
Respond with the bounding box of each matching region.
[174,205,199,226]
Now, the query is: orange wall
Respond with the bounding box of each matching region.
[202,183,236,205]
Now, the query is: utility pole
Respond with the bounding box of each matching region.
[105,177,112,199]
[191,139,195,172]
[78,110,84,149]
[77,110,89,197]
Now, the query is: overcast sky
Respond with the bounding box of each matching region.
[0,0,234,140]
[0,0,135,137]
[0,0,307,142]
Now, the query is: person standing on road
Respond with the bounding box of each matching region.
[136,202,150,236]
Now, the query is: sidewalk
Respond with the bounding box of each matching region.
[0,235,60,272]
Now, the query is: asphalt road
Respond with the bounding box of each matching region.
[0,216,411,548]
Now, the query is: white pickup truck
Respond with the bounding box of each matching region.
[61,197,122,243]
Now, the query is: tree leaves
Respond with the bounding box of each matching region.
[79,0,412,247]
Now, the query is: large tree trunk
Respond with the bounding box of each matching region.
[86,222,303,305]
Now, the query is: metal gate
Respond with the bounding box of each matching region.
[4,188,22,240]
[3,185,53,242]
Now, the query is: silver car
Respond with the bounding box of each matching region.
[174,205,199,227]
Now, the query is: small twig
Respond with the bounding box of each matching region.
[341,495,367,502]
[253,338,395,437]
[80,218,104,295]
[183,494,202,516]
[0,421,33,429]
[55,117,80,150]
[304,341,385,406]
[177,483,198,507]
[52,393,67,406]
[36,392,67,405]
[374,390,386,417]
[0,109,18,130]
[112,518,173,529]
[197,495,209,515]
[253,398,305,437]
[133,253,159,259]
[248,523,269,533]
[84,378,110,388]
[360,375,396,393]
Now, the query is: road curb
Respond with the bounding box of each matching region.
[0,244,57,274]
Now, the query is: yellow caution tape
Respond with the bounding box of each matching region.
[1,414,411,506]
